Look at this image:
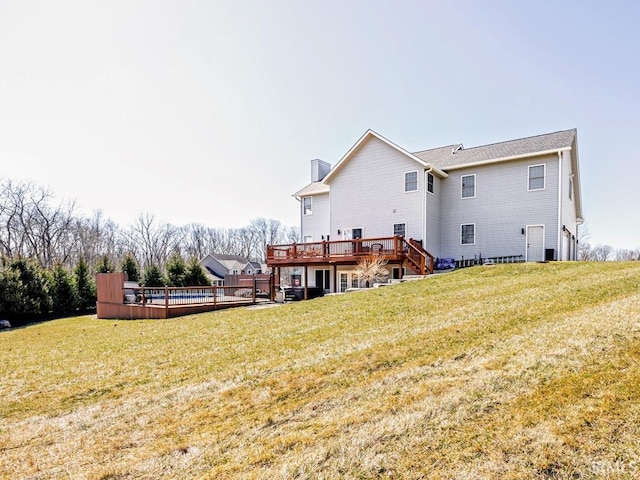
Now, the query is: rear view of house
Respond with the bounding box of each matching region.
[267,128,583,294]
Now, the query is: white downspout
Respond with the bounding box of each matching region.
[423,167,433,248]
[557,151,563,261]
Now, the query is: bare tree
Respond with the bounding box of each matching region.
[577,221,593,261]
[73,210,123,271]
[124,214,183,270]
[353,254,389,288]
[615,248,640,261]
[0,179,78,268]
[591,244,614,262]
[250,218,289,261]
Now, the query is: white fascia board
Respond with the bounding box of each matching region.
[442,147,572,171]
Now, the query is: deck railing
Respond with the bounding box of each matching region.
[267,236,435,275]
[124,285,260,307]
[267,236,405,262]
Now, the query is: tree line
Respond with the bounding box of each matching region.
[577,225,640,261]
[0,178,299,321]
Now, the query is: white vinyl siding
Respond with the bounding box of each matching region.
[405,171,418,192]
[461,224,475,245]
[439,155,559,261]
[330,137,424,241]
[461,174,476,198]
[300,192,330,244]
[528,164,546,191]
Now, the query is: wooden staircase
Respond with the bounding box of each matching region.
[404,238,435,275]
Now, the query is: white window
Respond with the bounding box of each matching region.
[303,235,312,243]
[393,223,406,237]
[427,172,434,194]
[461,174,476,198]
[461,224,475,245]
[569,177,573,200]
[528,164,545,190]
[405,171,418,192]
[303,197,312,215]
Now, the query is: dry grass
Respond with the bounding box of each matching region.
[1,262,640,479]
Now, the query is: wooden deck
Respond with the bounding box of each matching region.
[96,273,271,319]
[266,236,434,274]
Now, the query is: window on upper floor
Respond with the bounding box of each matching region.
[569,177,573,200]
[528,164,546,191]
[303,196,312,215]
[427,172,434,194]
[393,223,406,237]
[461,224,475,245]
[405,171,418,192]
[303,235,312,243]
[461,174,476,198]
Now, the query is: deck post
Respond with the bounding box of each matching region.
[333,265,337,293]
[252,276,257,304]
[304,265,308,300]
[165,286,169,310]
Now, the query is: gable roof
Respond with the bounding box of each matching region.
[292,128,581,220]
[321,129,448,184]
[293,181,330,198]
[416,129,577,170]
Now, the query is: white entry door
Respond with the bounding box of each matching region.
[526,225,545,262]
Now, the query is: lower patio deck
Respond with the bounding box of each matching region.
[96,273,272,319]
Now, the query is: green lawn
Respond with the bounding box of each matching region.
[2,262,640,479]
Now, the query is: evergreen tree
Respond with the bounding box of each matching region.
[9,258,52,315]
[184,257,210,286]
[96,254,115,273]
[49,263,77,314]
[142,264,165,287]
[0,267,28,318]
[120,253,140,282]
[74,257,96,310]
[165,253,187,287]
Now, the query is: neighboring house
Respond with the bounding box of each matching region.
[199,254,263,286]
[267,128,583,293]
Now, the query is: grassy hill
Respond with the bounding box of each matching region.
[2,262,640,479]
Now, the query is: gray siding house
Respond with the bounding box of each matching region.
[268,128,583,293]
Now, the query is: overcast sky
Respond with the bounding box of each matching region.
[1,0,638,249]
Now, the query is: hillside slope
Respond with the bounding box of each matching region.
[2,262,640,479]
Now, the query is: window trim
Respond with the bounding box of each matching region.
[393,223,406,238]
[404,170,418,193]
[461,174,476,199]
[460,223,476,245]
[427,172,434,194]
[528,164,546,191]
[303,235,312,243]
[302,196,313,215]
